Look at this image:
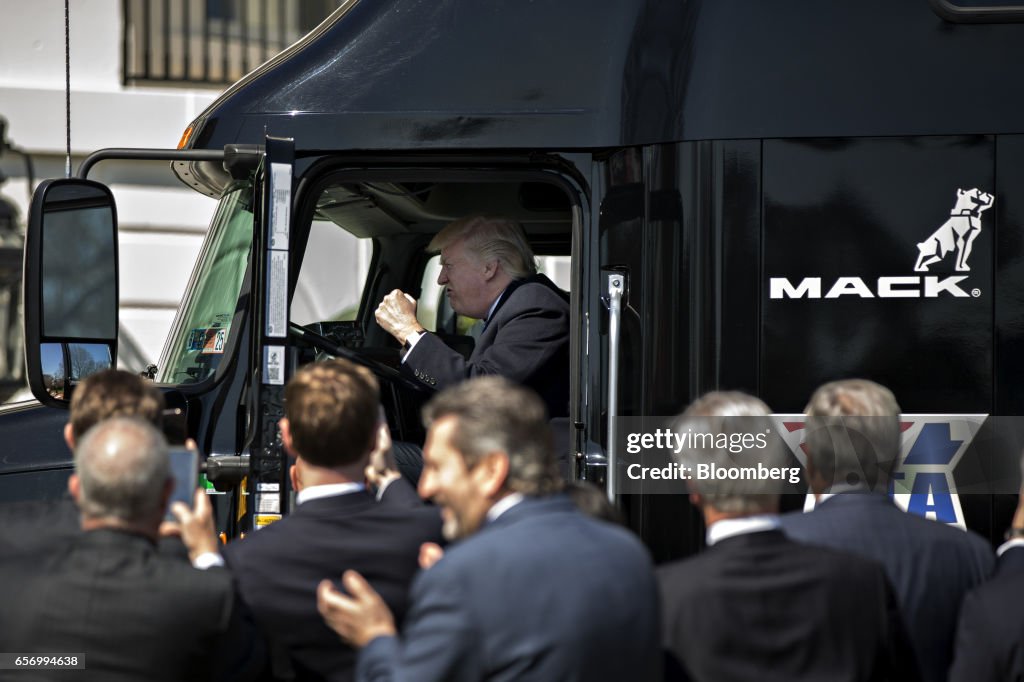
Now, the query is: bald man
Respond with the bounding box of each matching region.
[0,418,263,681]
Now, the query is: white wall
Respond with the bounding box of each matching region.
[0,0,223,389]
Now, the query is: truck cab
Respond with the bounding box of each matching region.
[8,0,1024,560]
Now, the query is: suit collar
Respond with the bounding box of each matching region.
[488,274,565,322]
[813,492,894,510]
[706,515,779,546]
[296,482,366,506]
[484,288,507,325]
[486,492,525,522]
[709,528,789,550]
[292,489,376,515]
[481,493,574,530]
[82,527,158,550]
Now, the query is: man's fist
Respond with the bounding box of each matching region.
[375,290,424,345]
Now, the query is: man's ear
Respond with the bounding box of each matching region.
[279,418,295,456]
[804,449,817,478]
[473,451,510,498]
[289,462,301,492]
[68,473,80,502]
[64,423,75,452]
[803,450,827,497]
[688,490,704,509]
[481,259,499,281]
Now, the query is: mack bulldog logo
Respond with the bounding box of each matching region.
[769,187,993,299]
[914,188,994,272]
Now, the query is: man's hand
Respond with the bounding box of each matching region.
[165,488,221,563]
[375,290,424,345]
[419,542,444,570]
[317,570,397,648]
[365,419,402,491]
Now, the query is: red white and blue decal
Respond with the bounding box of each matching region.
[774,414,987,529]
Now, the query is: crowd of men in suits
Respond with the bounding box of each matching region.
[4,362,1024,681]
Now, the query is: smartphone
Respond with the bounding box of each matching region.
[165,446,199,521]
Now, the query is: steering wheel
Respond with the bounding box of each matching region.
[288,323,434,395]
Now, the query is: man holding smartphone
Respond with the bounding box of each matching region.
[0,417,263,681]
[0,368,172,558]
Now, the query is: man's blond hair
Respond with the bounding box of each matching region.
[428,216,537,280]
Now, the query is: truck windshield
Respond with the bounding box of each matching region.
[157,182,253,385]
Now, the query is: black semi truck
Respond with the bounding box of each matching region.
[5,0,1024,560]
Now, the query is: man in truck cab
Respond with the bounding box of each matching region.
[375,215,570,419]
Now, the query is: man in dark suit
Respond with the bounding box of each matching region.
[949,474,1024,681]
[317,377,660,681]
[175,359,444,682]
[777,379,993,682]
[375,215,569,418]
[658,391,917,682]
[0,417,261,682]
[948,570,1024,681]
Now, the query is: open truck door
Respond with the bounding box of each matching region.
[242,136,294,531]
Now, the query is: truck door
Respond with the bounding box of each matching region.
[243,137,295,531]
[593,145,700,561]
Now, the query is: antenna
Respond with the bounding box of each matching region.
[64,0,71,178]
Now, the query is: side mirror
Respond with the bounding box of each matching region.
[24,179,119,406]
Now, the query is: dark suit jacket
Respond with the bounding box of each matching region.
[0,497,190,560]
[778,494,993,682]
[948,563,1024,682]
[405,274,570,417]
[995,542,1024,576]
[357,494,661,681]
[658,529,917,682]
[0,528,259,682]
[223,481,443,682]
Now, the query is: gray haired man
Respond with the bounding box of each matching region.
[0,417,262,681]
[778,378,992,682]
[658,391,916,681]
[317,376,659,681]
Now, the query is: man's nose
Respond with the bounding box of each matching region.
[418,471,434,499]
[437,270,448,285]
